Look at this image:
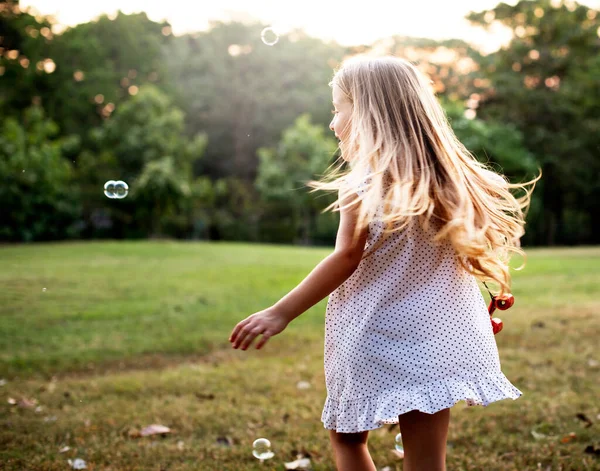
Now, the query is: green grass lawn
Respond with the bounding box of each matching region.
[0,241,599,470]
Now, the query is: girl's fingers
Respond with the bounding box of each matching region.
[256,333,270,350]
[240,336,253,350]
[239,326,266,350]
[230,316,272,350]
[229,325,239,342]
[232,322,254,348]
[239,328,259,350]
[230,319,250,343]
[232,329,248,348]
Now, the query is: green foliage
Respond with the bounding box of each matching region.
[355,35,486,101]
[97,85,192,176]
[44,10,171,139]
[164,22,345,180]
[445,99,544,246]
[466,0,600,245]
[256,114,339,244]
[0,2,54,114]
[445,99,539,179]
[78,85,208,238]
[134,156,191,236]
[0,106,81,241]
[1,1,597,246]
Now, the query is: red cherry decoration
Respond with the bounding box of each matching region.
[483,282,515,335]
[486,292,514,335]
[491,317,503,334]
[495,293,515,310]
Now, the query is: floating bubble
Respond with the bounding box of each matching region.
[103,180,128,199]
[114,181,129,199]
[260,27,279,46]
[252,437,275,460]
[104,180,117,198]
[395,432,404,453]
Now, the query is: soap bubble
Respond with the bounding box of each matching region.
[395,432,404,453]
[113,181,129,199]
[252,437,274,461]
[103,180,129,199]
[104,180,117,198]
[260,27,279,46]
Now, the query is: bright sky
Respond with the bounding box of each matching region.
[20,0,600,54]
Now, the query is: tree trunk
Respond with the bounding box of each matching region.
[542,163,563,246]
[302,210,312,246]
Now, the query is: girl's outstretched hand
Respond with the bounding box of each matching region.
[229,307,289,351]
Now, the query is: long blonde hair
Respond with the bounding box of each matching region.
[306,54,541,297]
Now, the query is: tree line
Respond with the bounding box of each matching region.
[1,0,598,246]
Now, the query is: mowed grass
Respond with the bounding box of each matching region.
[0,241,599,470]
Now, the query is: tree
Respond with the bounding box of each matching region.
[467,0,600,245]
[0,106,81,241]
[134,157,191,237]
[79,85,208,238]
[0,1,56,117]
[256,113,339,245]
[44,10,172,141]
[353,35,486,102]
[444,99,542,246]
[164,21,345,181]
[444,98,539,178]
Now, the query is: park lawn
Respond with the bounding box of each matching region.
[0,242,599,470]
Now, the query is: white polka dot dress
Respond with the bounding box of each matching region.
[321,172,523,433]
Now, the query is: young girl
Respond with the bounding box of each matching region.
[229,54,541,471]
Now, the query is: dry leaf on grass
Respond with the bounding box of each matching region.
[126,427,141,438]
[584,445,600,456]
[140,424,172,436]
[575,413,593,427]
[17,397,37,408]
[284,456,312,470]
[560,432,576,443]
[216,436,234,447]
[67,458,87,469]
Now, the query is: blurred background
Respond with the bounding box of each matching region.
[2,2,600,470]
[1,0,598,247]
